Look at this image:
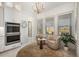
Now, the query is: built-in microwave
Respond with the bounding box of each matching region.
[6,22,20,33]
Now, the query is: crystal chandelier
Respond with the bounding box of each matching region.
[33,2,44,14]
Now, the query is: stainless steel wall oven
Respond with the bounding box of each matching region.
[5,22,20,45]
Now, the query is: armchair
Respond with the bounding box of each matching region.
[46,34,60,49]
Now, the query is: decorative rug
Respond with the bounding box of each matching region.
[16,42,66,57]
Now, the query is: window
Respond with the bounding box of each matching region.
[45,17,54,35]
[58,13,72,35]
[37,19,43,34]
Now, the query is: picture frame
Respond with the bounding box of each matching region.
[28,21,32,37]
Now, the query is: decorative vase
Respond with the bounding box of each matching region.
[64,47,68,51]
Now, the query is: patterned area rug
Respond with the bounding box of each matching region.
[17,42,68,57]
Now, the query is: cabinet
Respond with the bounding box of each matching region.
[4,3,21,23]
[0,3,21,52]
[0,27,5,52]
[0,7,3,27]
[4,7,14,22]
[0,36,4,52]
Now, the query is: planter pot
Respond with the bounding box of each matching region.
[64,47,68,51]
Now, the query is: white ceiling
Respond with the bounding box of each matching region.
[43,2,71,11]
[14,2,74,17]
[19,2,73,12]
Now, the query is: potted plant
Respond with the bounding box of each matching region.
[59,33,76,51]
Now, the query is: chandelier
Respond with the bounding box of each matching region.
[33,2,44,14]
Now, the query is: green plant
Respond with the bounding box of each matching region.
[59,33,76,47]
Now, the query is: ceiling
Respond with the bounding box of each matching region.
[19,2,73,12]
[43,2,71,11]
[14,2,74,18]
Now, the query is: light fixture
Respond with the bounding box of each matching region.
[33,2,44,14]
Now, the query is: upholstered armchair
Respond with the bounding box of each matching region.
[46,34,60,49]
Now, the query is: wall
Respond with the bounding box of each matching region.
[4,7,15,22]
[0,7,3,27]
[4,5,21,23]
[19,3,37,44]
[76,3,79,57]
[0,5,5,52]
